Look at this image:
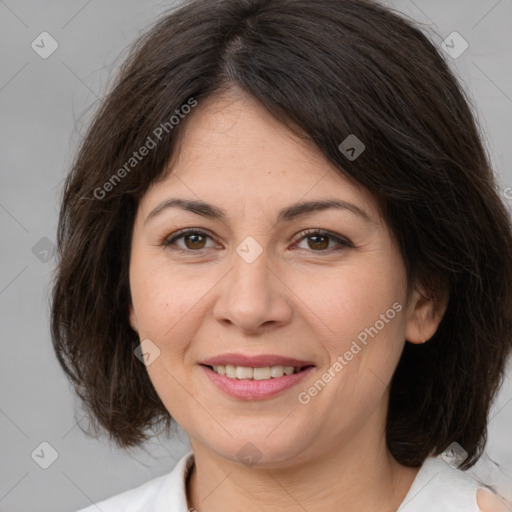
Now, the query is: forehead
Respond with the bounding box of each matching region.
[142,86,380,222]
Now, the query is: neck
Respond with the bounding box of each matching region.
[186,419,420,512]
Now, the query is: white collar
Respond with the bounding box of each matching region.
[86,451,483,511]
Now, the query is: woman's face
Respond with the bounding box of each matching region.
[129,86,434,467]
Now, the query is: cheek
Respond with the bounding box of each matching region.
[129,257,203,410]
[129,253,220,359]
[309,260,407,400]
[316,260,404,336]
[130,256,184,334]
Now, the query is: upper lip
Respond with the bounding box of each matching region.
[200,353,315,368]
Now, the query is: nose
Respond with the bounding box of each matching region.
[212,247,293,334]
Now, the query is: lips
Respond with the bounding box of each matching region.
[199,353,316,400]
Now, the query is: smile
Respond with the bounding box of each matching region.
[208,364,306,379]
[200,364,315,400]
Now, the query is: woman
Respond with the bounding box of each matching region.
[51,0,512,510]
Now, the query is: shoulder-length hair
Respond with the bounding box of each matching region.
[51,0,512,469]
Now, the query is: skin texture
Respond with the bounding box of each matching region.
[128,85,449,512]
[477,488,511,512]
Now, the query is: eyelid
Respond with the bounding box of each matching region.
[292,228,354,250]
[162,228,217,248]
[162,227,354,253]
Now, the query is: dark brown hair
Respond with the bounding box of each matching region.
[51,0,512,469]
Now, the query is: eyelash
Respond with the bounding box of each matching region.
[161,228,353,254]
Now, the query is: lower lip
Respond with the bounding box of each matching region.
[200,365,315,400]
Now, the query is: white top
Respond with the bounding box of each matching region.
[76,451,485,511]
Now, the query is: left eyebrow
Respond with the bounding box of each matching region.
[144,198,372,226]
[277,198,371,223]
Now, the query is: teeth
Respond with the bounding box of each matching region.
[211,364,300,379]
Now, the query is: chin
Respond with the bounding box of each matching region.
[201,430,313,469]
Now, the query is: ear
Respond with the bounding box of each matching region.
[405,283,449,344]
[129,304,139,333]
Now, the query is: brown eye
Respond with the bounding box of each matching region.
[307,234,330,250]
[182,232,207,250]
[162,229,215,252]
[162,228,352,254]
[294,229,353,252]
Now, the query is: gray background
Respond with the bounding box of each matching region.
[1,1,511,511]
